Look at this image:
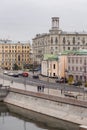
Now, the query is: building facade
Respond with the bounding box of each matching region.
[32,17,87,63]
[66,49,87,82]
[0,40,31,70]
[41,54,67,78]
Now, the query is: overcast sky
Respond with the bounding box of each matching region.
[0,0,87,42]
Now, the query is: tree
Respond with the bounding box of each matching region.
[13,63,19,70]
[85,82,87,87]
[68,75,74,85]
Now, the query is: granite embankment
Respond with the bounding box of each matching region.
[4,87,87,127]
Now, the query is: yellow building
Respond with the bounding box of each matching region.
[0,40,31,70]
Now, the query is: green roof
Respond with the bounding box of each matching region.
[62,49,87,55]
[75,49,87,55]
[61,50,74,55]
[44,54,58,60]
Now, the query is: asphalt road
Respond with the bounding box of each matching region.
[0,73,84,93]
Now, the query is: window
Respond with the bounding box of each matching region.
[53,73,55,76]
[80,58,82,64]
[78,42,80,45]
[68,41,70,45]
[76,67,78,71]
[80,67,82,71]
[68,58,70,63]
[53,64,56,69]
[76,75,78,80]
[63,47,65,51]
[72,67,74,71]
[55,37,58,44]
[18,55,20,61]
[76,58,78,63]
[68,66,70,70]
[5,46,8,48]
[73,37,75,44]
[80,76,82,80]
[51,37,53,43]
[63,37,66,44]
[72,58,74,63]
[68,47,70,50]
[82,37,85,44]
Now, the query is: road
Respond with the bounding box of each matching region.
[0,72,84,93]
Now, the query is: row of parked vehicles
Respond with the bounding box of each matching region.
[3,71,29,77]
[55,77,68,83]
[55,77,82,86]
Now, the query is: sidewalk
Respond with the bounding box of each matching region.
[1,78,87,101]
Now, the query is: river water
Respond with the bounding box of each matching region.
[0,102,79,130]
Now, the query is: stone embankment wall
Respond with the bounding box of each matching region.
[4,88,87,126]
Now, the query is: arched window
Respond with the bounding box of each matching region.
[18,55,20,61]
[51,37,53,43]
[55,37,58,44]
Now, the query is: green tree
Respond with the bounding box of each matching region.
[85,82,87,87]
[68,75,74,85]
[13,63,19,70]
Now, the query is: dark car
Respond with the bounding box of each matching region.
[13,73,19,77]
[22,72,28,77]
[72,81,82,86]
[56,78,68,83]
[32,75,39,79]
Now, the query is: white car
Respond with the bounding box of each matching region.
[8,72,14,76]
[3,71,8,75]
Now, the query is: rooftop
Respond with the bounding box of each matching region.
[62,49,87,55]
[43,54,58,60]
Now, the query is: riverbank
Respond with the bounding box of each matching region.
[4,87,87,128]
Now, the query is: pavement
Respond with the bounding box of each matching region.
[1,78,87,101]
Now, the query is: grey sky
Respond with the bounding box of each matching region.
[0,0,87,42]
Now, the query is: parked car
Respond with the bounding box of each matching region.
[22,72,28,77]
[3,71,8,75]
[32,75,39,79]
[56,77,68,83]
[8,72,14,76]
[72,81,82,86]
[18,70,23,76]
[12,73,19,77]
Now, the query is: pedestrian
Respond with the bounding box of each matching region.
[11,80,13,84]
[42,85,44,92]
[37,86,39,92]
[39,86,41,92]
[61,89,63,94]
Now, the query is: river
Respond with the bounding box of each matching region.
[0,102,79,130]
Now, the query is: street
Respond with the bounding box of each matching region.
[0,72,84,93]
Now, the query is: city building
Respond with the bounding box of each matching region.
[41,49,87,83]
[64,49,87,82]
[0,40,32,70]
[41,54,67,78]
[32,17,87,64]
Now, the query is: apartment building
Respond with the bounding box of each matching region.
[66,49,87,82]
[32,17,87,64]
[0,40,31,70]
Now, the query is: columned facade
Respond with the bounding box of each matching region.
[32,17,87,64]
